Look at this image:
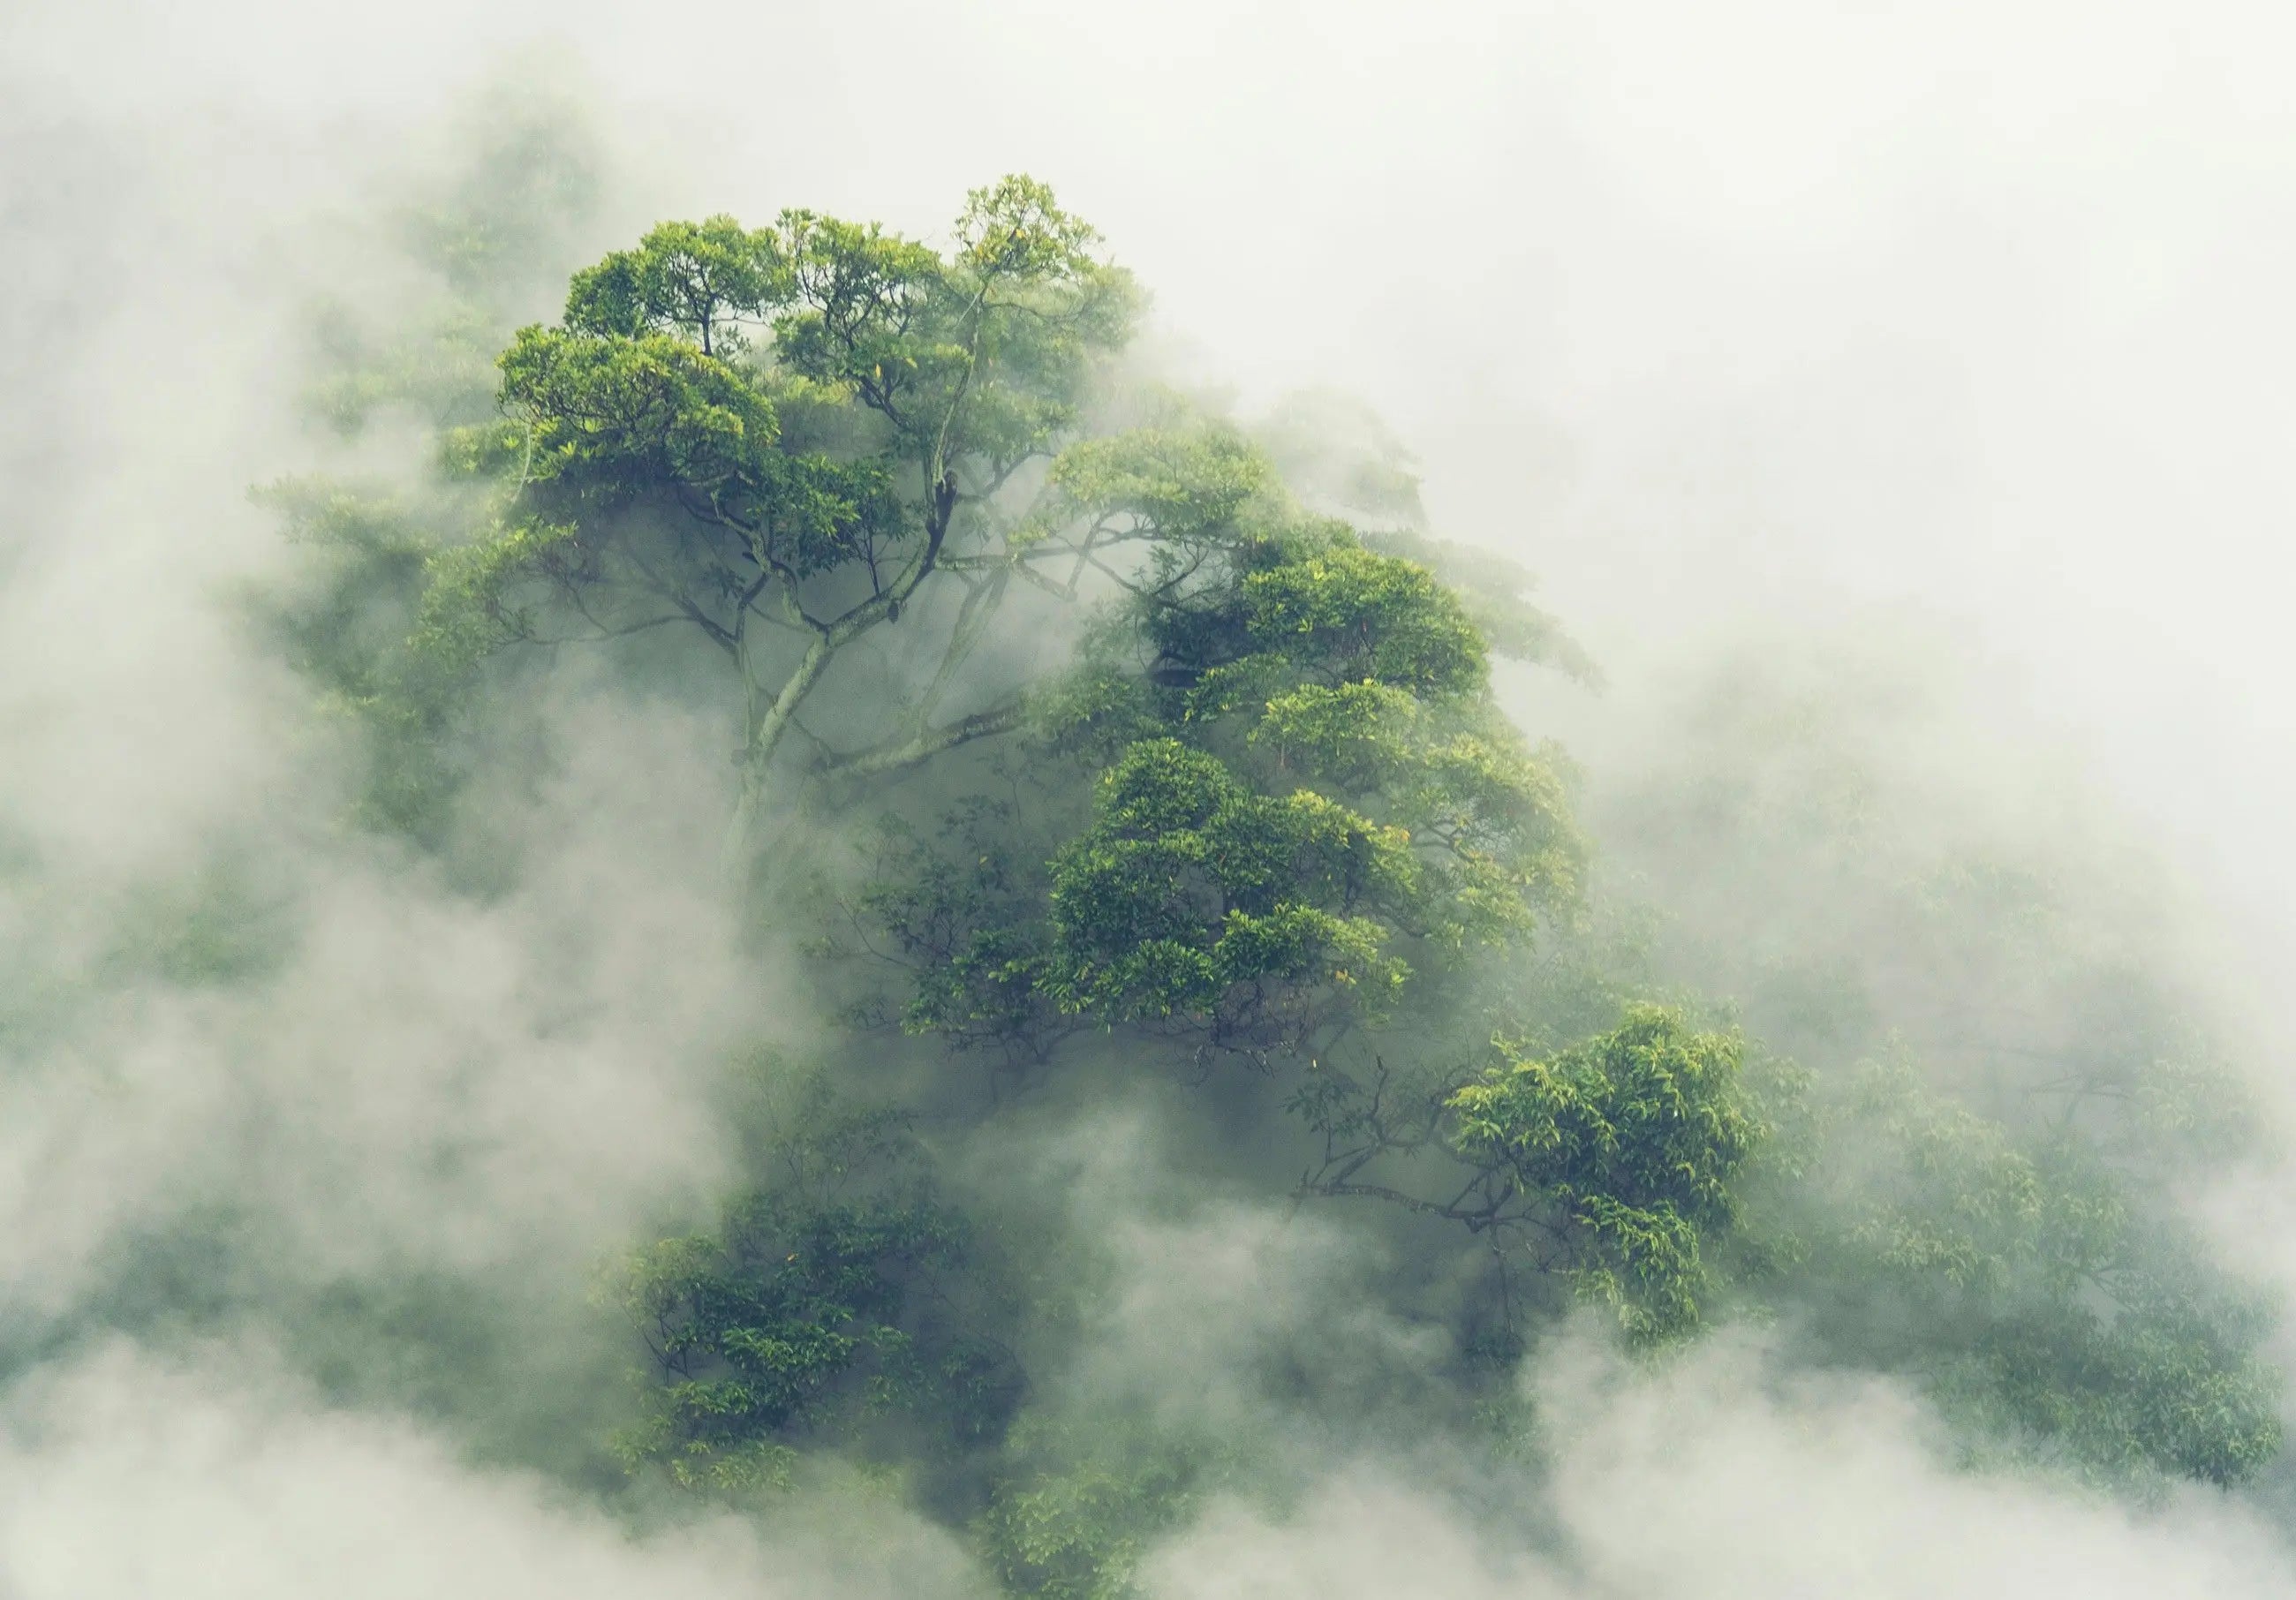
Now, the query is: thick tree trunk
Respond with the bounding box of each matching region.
[717,470,960,882]
[719,633,835,878]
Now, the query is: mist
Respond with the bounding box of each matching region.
[7,1,2296,1594]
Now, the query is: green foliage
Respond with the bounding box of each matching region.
[103,864,291,988]
[501,327,781,492]
[1043,424,1272,542]
[410,515,579,670]
[868,522,1582,1065]
[366,172,1140,863]
[1038,739,1414,1035]
[252,479,491,836]
[1359,528,1601,685]
[1785,1060,2283,1486]
[563,215,788,353]
[255,133,2290,1581]
[980,1432,1205,1600]
[1450,1007,1762,1341]
[1582,649,2287,1484]
[604,1091,1017,1493]
[306,84,608,436]
[1230,540,1487,695]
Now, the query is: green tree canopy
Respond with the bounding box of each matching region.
[410,176,1136,862]
[263,153,2287,1598]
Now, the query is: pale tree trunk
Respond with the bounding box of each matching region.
[717,472,961,882]
[719,633,835,879]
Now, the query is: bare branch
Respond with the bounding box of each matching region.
[819,701,1028,784]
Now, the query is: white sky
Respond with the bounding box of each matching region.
[10,0,2296,976]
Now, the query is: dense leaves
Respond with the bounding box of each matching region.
[364,174,1143,860]
[1450,1008,1762,1340]
[981,1430,1206,1600]
[605,1099,1017,1491]
[1040,738,1414,1030]
[1787,1061,2283,1485]
[262,141,2292,1600]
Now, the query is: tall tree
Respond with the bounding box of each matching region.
[419,177,1133,863]
[277,161,2282,1552]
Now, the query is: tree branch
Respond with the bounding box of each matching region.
[819,701,1027,784]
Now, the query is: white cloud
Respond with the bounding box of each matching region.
[0,1340,985,1600]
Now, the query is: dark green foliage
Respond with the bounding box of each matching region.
[865,522,1582,1066]
[981,1427,1208,1600]
[1038,739,1415,1035]
[606,1097,1018,1493]
[609,1203,977,1489]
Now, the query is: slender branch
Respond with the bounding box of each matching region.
[531,613,695,645]
[914,569,1011,728]
[613,540,739,653]
[729,568,774,641]
[819,701,1027,783]
[1307,1180,1490,1225]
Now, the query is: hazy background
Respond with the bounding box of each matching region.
[14,0,2294,961]
[5,1,2296,1593]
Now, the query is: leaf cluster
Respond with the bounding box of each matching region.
[1450,1006,1762,1341]
[1783,1060,2283,1485]
[603,1098,1018,1492]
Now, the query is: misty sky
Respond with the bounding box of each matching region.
[12,0,2292,976]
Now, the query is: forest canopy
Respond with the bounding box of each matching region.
[256,129,2286,1598]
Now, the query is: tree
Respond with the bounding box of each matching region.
[416,175,1133,864]
[268,151,2283,1561]
[1771,1058,2282,1487]
[603,1082,1020,1492]
[1289,1007,1767,1344]
[1586,651,2287,1485]
[862,509,1586,1065]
